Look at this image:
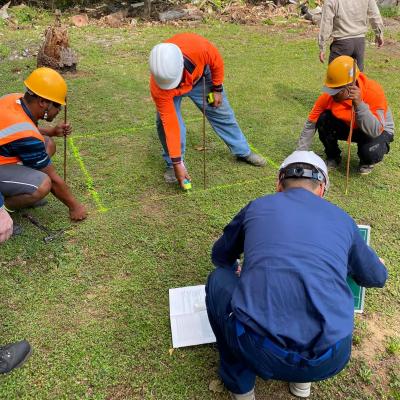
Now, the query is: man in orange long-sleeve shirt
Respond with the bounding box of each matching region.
[297,56,394,175]
[149,33,266,188]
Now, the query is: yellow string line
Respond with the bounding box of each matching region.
[101,174,273,213]
[70,122,279,213]
[74,124,280,172]
[68,137,108,212]
[73,118,203,140]
[74,126,143,139]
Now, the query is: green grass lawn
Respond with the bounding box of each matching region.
[0,12,399,400]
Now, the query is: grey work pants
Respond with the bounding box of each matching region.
[329,37,366,71]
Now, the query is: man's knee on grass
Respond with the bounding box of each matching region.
[358,140,388,165]
[34,175,52,201]
[13,175,52,208]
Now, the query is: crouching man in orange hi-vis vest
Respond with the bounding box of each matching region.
[297,56,394,176]
[0,67,87,221]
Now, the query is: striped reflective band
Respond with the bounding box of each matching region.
[0,122,39,140]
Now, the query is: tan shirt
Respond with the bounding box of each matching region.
[318,0,384,51]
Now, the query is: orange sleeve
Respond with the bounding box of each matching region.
[170,33,225,90]
[150,77,182,162]
[308,94,330,123]
[367,81,387,120]
[203,40,224,89]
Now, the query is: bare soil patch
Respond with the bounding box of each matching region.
[353,313,399,361]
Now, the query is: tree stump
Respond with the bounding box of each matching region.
[37,10,77,73]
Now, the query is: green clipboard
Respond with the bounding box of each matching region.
[347,225,370,313]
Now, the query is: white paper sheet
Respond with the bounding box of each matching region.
[169,285,216,348]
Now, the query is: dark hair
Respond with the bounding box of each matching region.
[23,91,38,104]
[24,91,59,108]
[279,162,322,191]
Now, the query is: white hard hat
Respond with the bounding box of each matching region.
[149,43,184,90]
[279,151,330,192]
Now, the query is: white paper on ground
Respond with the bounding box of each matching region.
[169,284,216,348]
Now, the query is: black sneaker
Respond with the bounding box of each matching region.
[0,340,32,374]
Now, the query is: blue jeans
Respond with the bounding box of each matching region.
[156,67,251,167]
[205,268,352,395]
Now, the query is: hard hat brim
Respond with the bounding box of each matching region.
[153,72,182,90]
[322,85,345,96]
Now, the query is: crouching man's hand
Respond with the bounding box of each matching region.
[53,122,72,137]
[69,203,87,221]
[0,206,13,243]
[212,92,223,108]
[40,164,87,222]
[173,163,191,189]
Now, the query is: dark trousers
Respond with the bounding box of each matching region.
[205,268,352,395]
[329,37,365,71]
[317,111,393,165]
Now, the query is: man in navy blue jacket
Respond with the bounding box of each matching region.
[206,151,387,399]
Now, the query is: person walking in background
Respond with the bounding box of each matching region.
[318,0,384,71]
[149,33,266,189]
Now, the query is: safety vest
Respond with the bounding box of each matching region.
[0,93,44,165]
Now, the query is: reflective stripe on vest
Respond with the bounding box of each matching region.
[0,122,39,140]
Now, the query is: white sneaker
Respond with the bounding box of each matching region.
[289,382,311,398]
[229,388,255,400]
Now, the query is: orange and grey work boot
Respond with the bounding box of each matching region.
[289,382,311,398]
[237,152,266,167]
[229,388,256,400]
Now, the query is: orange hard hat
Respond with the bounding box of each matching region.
[24,67,67,105]
[324,56,360,88]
